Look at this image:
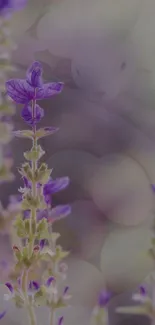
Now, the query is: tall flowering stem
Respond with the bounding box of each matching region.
[5,61,71,325]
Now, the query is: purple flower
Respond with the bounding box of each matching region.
[23,176,31,188]
[46,277,55,287]
[26,62,43,88]
[98,290,111,308]
[63,286,69,295]
[47,205,71,223]
[43,177,69,205]
[21,104,44,125]
[139,286,147,296]
[6,61,64,104]
[5,282,13,293]
[0,0,27,13]
[58,317,64,325]
[0,310,6,320]
[29,281,40,291]
[151,184,155,192]
[43,177,69,196]
[39,239,46,250]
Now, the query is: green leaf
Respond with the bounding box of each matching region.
[36,127,59,140]
[54,297,66,309]
[54,246,69,262]
[34,286,47,307]
[24,145,45,161]
[34,165,52,183]
[24,219,30,234]
[37,219,47,233]
[13,130,34,139]
[51,232,60,242]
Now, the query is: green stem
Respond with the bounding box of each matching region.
[26,93,38,325]
[27,303,37,325]
[29,93,37,256]
[49,309,55,325]
[21,269,37,325]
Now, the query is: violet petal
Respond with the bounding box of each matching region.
[139,286,147,296]
[0,310,6,320]
[46,277,55,287]
[151,184,155,192]
[36,82,64,100]
[5,282,13,293]
[23,176,31,188]
[48,205,71,223]
[29,281,40,291]
[39,239,46,250]
[26,61,43,88]
[43,177,69,196]
[63,286,69,295]
[21,104,44,125]
[6,79,36,104]
[37,209,48,221]
[58,317,64,325]
[98,290,111,307]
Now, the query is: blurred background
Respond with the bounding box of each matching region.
[1,0,155,324]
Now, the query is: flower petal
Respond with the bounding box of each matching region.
[36,82,64,100]
[39,239,46,250]
[63,286,69,295]
[21,104,44,125]
[58,317,64,325]
[98,290,111,307]
[0,310,6,320]
[6,79,35,103]
[46,276,55,287]
[5,282,13,293]
[29,281,40,291]
[43,177,69,196]
[26,61,43,88]
[48,205,71,223]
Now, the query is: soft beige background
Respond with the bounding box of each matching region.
[1,0,155,324]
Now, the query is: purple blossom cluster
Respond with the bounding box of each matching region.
[3,61,71,325]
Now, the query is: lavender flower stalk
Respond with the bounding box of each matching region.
[5,61,71,325]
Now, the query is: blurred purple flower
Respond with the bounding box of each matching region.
[46,276,55,287]
[58,317,64,325]
[21,104,44,125]
[98,290,111,308]
[6,61,64,104]
[0,311,6,320]
[151,184,155,192]
[29,281,40,291]
[5,282,13,293]
[0,0,27,13]
[139,286,147,296]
